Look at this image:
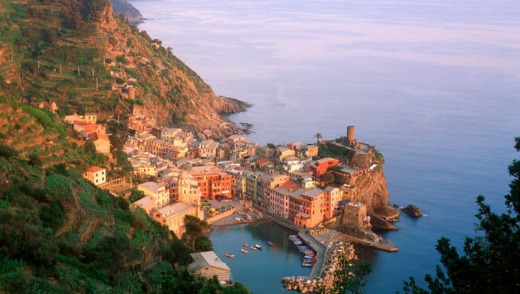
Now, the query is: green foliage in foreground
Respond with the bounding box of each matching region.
[402,137,520,293]
[0,155,249,293]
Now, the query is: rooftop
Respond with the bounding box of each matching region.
[158,202,195,219]
[301,187,324,198]
[85,166,104,173]
[138,181,164,193]
[332,166,358,174]
[188,251,230,272]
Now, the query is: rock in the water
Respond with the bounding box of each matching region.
[402,204,423,217]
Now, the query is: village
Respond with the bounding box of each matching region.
[69,105,398,292]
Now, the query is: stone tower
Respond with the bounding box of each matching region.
[177,170,190,204]
[347,125,355,146]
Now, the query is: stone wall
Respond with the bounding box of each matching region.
[206,207,237,224]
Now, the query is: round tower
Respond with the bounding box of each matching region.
[347,125,355,143]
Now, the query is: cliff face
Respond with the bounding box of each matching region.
[0,0,249,139]
[347,168,389,211]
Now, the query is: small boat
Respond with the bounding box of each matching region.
[301,262,312,267]
[241,249,248,254]
[255,244,262,250]
[250,246,257,250]
[243,242,249,247]
[267,241,273,246]
[225,253,235,258]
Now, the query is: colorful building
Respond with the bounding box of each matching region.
[83,166,106,186]
[190,165,232,200]
[311,157,340,177]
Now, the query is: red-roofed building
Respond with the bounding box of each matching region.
[83,166,106,186]
[311,158,340,177]
[73,121,97,134]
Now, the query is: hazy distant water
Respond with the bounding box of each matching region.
[132,0,520,292]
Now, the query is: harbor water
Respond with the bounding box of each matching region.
[210,222,311,294]
[132,0,520,292]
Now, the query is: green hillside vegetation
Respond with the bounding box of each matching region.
[0,97,249,293]
[0,0,234,132]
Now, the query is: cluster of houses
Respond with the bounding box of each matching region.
[77,108,379,236]
[64,112,111,155]
[75,103,379,284]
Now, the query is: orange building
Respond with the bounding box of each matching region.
[311,157,340,177]
[190,165,232,200]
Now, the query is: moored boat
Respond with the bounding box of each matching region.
[240,248,248,254]
[225,253,235,258]
[255,244,262,250]
[250,246,257,250]
[267,241,273,246]
[243,242,249,247]
[301,262,312,267]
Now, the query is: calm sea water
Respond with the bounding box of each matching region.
[131,0,520,292]
[209,222,310,294]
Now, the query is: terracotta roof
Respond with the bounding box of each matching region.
[280,181,300,191]
[256,158,272,165]
[97,133,110,141]
[86,166,105,173]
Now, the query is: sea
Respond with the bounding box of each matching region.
[130,0,520,292]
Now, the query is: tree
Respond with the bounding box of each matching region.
[321,172,335,186]
[315,132,323,145]
[403,137,520,293]
[182,215,212,252]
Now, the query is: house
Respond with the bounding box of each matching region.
[311,157,340,177]
[190,165,232,200]
[133,195,155,214]
[199,140,219,159]
[72,121,97,136]
[188,251,231,283]
[161,128,182,140]
[277,146,295,162]
[83,113,97,123]
[83,166,106,186]
[137,181,170,209]
[304,145,319,158]
[153,201,199,237]
[324,186,342,218]
[88,132,110,154]
[256,145,276,159]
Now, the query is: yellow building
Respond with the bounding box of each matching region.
[83,166,106,186]
[137,181,169,208]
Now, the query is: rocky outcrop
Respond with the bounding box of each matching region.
[402,204,423,217]
[347,168,389,211]
[110,0,145,25]
[211,96,251,115]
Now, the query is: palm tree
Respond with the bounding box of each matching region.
[315,132,323,145]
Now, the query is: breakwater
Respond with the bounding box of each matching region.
[282,239,356,293]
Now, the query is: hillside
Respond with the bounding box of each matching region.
[0,97,250,292]
[0,0,252,291]
[0,0,250,140]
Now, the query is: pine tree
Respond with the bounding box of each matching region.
[403,137,520,293]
